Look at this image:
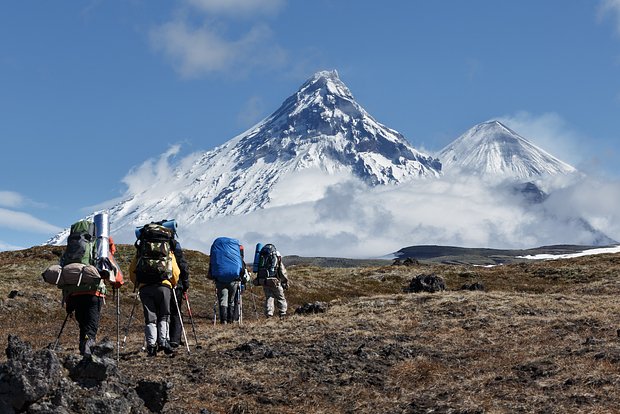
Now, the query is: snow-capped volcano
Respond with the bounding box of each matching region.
[438,120,577,181]
[48,70,441,245]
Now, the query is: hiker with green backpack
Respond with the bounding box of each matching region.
[43,218,124,356]
[130,222,181,356]
[253,244,289,319]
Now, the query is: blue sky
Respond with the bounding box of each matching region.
[2,0,620,250]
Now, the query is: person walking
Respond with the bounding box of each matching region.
[207,237,246,324]
[130,222,180,357]
[61,226,124,357]
[255,244,289,319]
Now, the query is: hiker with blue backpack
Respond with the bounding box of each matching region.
[207,237,249,324]
[130,221,181,356]
[253,243,289,319]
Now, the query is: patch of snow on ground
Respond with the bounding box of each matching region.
[518,245,620,260]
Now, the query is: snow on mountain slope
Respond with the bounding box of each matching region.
[439,120,577,181]
[48,70,441,245]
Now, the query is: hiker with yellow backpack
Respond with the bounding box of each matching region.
[130,221,181,357]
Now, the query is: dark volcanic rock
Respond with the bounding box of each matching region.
[0,335,64,413]
[0,335,146,414]
[295,301,329,315]
[392,257,420,266]
[405,274,446,293]
[234,339,277,359]
[460,282,486,291]
[136,380,171,413]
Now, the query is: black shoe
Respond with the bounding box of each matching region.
[146,345,157,357]
[169,341,179,348]
[158,340,174,355]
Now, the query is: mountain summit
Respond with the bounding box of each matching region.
[48,70,440,244]
[232,70,441,186]
[438,120,577,181]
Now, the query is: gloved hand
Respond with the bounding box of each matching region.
[282,281,289,290]
[182,281,189,293]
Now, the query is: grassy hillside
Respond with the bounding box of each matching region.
[1,245,620,413]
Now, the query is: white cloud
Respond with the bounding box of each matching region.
[496,112,585,168]
[186,0,285,17]
[121,144,187,197]
[150,19,287,78]
[171,173,620,258]
[599,0,620,34]
[0,191,25,208]
[99,146,620,258]
[0,208,62,234]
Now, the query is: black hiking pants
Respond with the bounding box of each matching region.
[216,280,240,323]
[66,294,103,343]
[169,286,184,345]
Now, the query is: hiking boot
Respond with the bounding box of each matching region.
[146,344,157,357]
[219,306,228,324]
[279,313,286,320]
[83,338,96,357]
[158,340,174,355]
[169,341,179,349]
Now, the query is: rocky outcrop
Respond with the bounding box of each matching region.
[295,302,329,315]
[0,335,147,414]
[405,274,446,293]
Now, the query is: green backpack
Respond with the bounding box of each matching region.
[61,220,96,266]
[135,223,175,284]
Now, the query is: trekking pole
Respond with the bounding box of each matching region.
[238,285,243,326]
[122,290,139,348]
[53,311,72,351]
[172,288,190,354]
[184,292,201,349]
[249,284,258,319]
[115,287,120,362]
[213,286,218,326]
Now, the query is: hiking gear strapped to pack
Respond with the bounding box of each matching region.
[134,219,177,239]
[134,223,176,285]
[61,220,96,266]
[94,212,121,285]
[209,237,244,283]
[42,263,102,288]
[252,243,263,273]
[254,243,278,286]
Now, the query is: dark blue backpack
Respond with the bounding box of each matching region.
[209,237,243,283]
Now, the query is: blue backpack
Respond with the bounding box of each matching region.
[210,237,243,283]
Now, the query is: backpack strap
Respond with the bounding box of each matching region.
[77,267,83,287]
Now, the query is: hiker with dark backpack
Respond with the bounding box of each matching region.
[253,244,289,319]
[50,219,123,356]
[130,222,180,356]
[207,237,247,324]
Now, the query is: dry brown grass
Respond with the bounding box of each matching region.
[1,246,620,413]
